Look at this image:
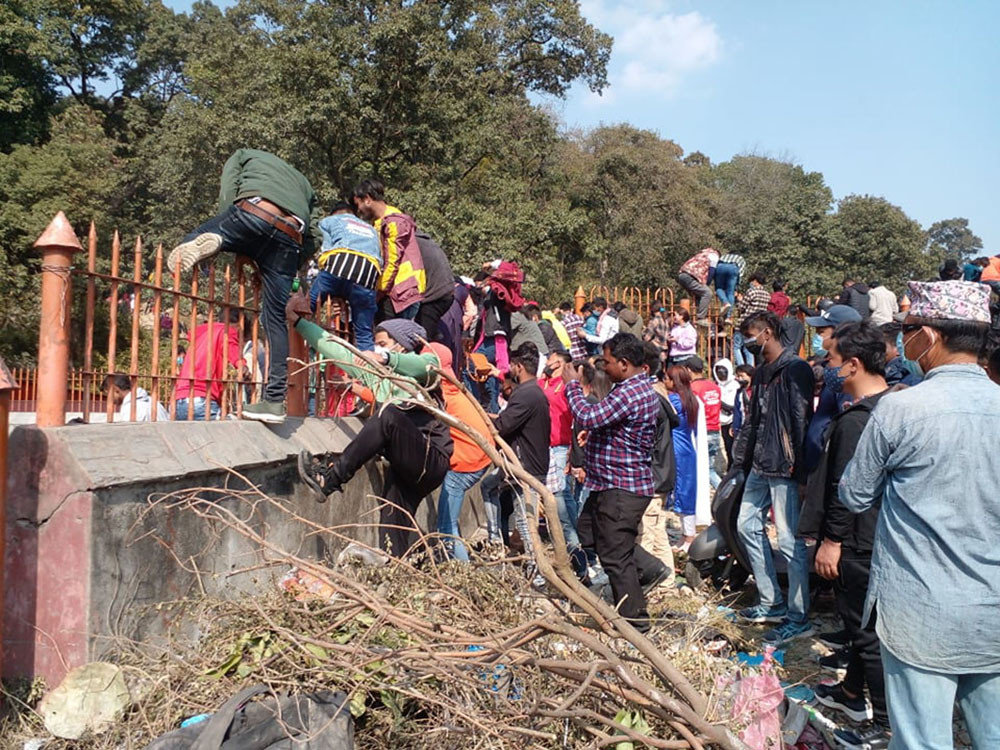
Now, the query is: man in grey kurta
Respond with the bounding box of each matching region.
[840,280,1000,749]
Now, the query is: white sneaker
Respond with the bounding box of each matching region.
[167,232,223,274]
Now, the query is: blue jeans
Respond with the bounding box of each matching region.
[883,647,1000,748]
[548,445,581,549]
[732,330,755,367]
[187,205,299,403]
[309,270,377,351]
[476,338,500,414]
[481,469,505,543]
[737,471,810,623]
[714,262,739,309]
[437,467,487,561]
[175,396,221,421]
[707,431,722,489]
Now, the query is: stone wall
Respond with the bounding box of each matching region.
[3,418,484,685]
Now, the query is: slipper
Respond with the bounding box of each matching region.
[297,449,328,503]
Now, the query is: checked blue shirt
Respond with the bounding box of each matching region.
[566,373,659,495]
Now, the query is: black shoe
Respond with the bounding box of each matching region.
[297,450,342,503]
[819,647,851,673]
[834,720,891,750]
[641,564,672,594]
[817,628,851,649]
[814,682,872,722]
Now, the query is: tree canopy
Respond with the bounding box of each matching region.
[0,0,984,364]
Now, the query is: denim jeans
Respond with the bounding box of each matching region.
[378,298,419,322]
[732,330,755,367]
[476,338,500,414]
[706,431,722,489]
[481,469,505,543]
[309,270,377,351]
[714,262,740,309]
[187,205,299,403]
[737,471,810,622]
[175,396,221,421]
[548,445,581,549]
[437,467,487,561]
[883,646,1000,749]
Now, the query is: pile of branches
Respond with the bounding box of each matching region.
[76,483,748,750]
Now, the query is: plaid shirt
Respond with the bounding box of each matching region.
[737,284,770,318]
[643,315,671,351]
[561,312,588,360]
[718,253,746,277]
[566,374,658,495]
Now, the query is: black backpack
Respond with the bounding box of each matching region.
[652,393,680,495]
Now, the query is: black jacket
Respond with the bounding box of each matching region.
[415,231,454,304]
[798,392,885,552]
[652,392,681,494]
[537,319,564,354]
[732,347,815,483]
[492,380,550,479]
[837,283,871,321]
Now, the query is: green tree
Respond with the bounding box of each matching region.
[711,154,836,296]
[0,0,58,149]
[926,217,983,261]
[829,194,933,294]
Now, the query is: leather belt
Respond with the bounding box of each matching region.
[236,199,303,245]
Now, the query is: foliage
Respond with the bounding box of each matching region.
[926,217,984,261]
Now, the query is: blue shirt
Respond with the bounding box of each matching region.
[840,364,1000,673]
[317,213,382,288]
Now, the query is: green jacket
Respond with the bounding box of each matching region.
[295,319,440,403]
[218,149,322,257]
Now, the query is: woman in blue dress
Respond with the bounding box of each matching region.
[664,364,700,552]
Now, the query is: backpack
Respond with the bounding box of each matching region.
[652,393,681,495]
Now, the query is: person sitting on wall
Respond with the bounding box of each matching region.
[288,292,453,558]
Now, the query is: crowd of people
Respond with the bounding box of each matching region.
[97,149,1000,750]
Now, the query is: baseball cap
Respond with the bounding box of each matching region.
[684,355,705,373]
[804,305,862,328]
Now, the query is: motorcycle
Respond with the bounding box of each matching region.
[685,467,818,591]
[684,468,751,591]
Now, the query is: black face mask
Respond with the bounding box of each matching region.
[542,366,554,377]
[744,338,763,357]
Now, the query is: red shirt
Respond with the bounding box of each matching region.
[768,291,790,317]
[174,322,243,403]
[540,376,573,447]
[691,379,722,432]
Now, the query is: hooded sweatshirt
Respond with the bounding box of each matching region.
[713,358,740,427]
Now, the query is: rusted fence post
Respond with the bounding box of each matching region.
[34,212,82,427]
[286,325,309,417]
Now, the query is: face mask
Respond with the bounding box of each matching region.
[744,336,763,356]
[373,344,391,358]
[903,328,935,369]
[541,366,554,377]
[811,333,826,357]
[824,362,849,395]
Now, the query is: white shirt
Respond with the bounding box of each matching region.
[119,388,170,422]
[868,285,899,326]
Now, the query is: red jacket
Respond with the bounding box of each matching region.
[768,291,790,317]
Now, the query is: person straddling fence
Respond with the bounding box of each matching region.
[677,247,719,325]
[288,293,453,558]
[352,178,426,323]
[311,201,383,351]
[167,148,322,424]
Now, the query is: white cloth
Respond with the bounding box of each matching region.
[713,358,739,426]
[118,388,169,422]
[694,399,712,527]
[584,310,619,345]
[868,285,899,326]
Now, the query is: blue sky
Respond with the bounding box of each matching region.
[166,0,999,250]
[538,0,1000,250]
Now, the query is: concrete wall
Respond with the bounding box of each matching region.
[4,418,485,685]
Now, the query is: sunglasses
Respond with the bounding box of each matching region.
[901,323,922,334]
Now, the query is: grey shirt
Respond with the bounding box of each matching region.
[840,364,1000,673]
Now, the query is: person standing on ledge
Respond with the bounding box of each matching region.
[167,148,322,424]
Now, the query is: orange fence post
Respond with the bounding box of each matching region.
[574,285,586,315]
[286,325,309,417]
[34,212,83,427]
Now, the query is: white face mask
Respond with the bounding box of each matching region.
[373,344,391,358]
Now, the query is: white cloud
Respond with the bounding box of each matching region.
[584,4,722,98]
